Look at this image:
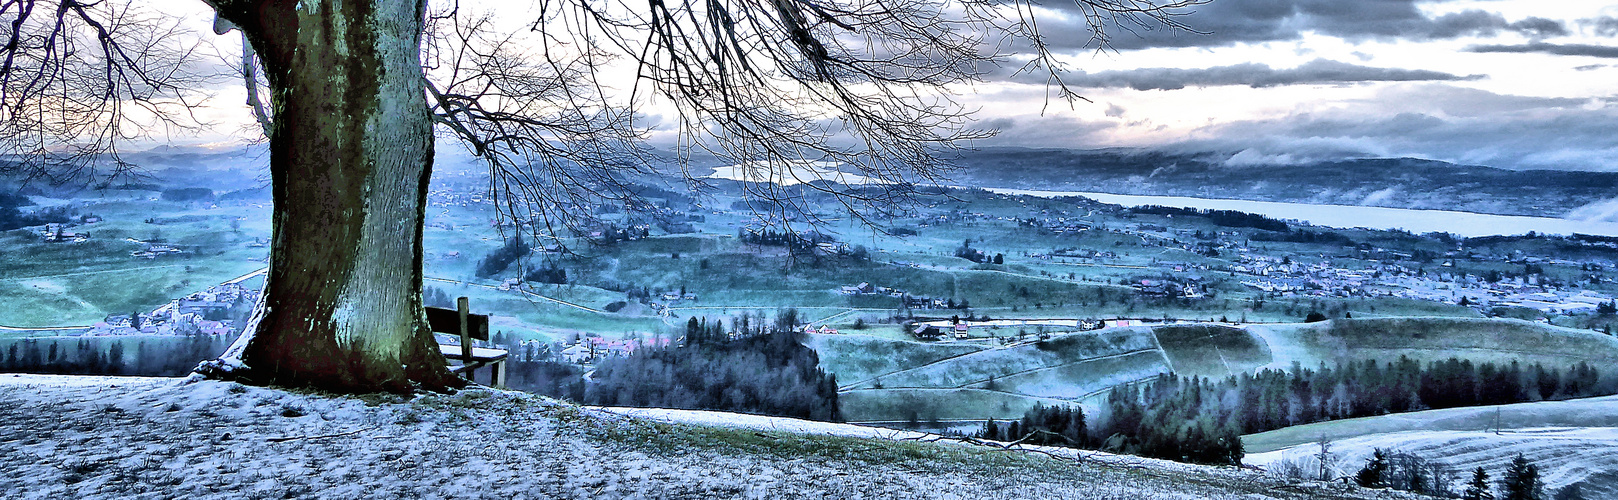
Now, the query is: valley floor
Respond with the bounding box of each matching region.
[0,374,1425,500]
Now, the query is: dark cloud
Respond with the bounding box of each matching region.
[977,115,1119,147]
[974,85,1618,171]
[1468,42,1618,58]
[1056,59,1480,91]
[1164,87,1618,171]
[1575,64,1609,71]
[1581,16,1618,37]
[1033,1,1567,51]
[1506,17,1570,38]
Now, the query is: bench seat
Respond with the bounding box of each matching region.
[427,297,509,388]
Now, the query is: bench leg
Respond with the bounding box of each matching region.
[493,361,507,389]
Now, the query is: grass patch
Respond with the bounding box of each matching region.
[990,350,1171,400]
[838,387,1074,421]
[582,411,1064,473]
[1152,324,1272,379]
[848,328,1158,390]
[803,333,985,386]
[1249,317,1618,370]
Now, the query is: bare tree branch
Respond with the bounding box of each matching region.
[0,0,215,187]
[429,0,1202,250]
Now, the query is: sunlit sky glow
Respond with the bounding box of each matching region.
[161,0,1618,171]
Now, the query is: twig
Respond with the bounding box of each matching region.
[265,426,374,443]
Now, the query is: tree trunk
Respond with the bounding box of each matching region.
[203,0,462,392]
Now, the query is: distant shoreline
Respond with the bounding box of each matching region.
[986,188,1618,238]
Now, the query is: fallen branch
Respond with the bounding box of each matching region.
[266,426,374,443]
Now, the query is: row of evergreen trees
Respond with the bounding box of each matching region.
[1100,377,1246,465]
[975,405,1088,448]
[972,390,1244,466]
[972,356,1612,467]
[0,192,70,231]
[474,235,530,278]
[1128,205,1290,232]
[1214,357,1607,436]
[583,330,840,421]
[495,340,588,401]
[1357,451,1569,500]
[0,335,233,376]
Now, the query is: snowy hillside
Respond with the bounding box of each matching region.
[1244,397,1618,498]
[0,374,1423,499]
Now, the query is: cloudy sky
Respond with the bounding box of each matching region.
[164,0,1617,172]
[958,0,1618,171]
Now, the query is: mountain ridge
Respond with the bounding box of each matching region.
[942,147,1618,219]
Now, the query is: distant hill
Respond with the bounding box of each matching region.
[944,148,1618,218]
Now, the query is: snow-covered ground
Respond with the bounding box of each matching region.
[0,374,1420,499]
[1244,397,1618,498]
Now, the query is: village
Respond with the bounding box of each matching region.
[84,282,258,338]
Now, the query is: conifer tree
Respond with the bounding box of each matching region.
[1500,454,1544,500]
[1464,466,1494,500]
[1356,449,1390,488]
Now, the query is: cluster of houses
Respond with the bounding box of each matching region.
[130,240,185,259]
[37,222,92,243]
[1134,279,1204,299]
[909,318,1124,341]
[838,282,904,297]
[86,283,257,337]
[836,282,961,309]
[1495,291,1614,315]
[559,336,673,364]
[1226,252,1618,316]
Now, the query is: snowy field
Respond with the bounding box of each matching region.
[1244,397,1618,497]
[0,373,1420,499]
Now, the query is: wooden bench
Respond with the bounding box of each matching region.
[426,297,509,389]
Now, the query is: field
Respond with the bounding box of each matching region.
[837,387,1076,422]
[845,328,1159,391]
[820,328,1173,421]
[1151,324,1272,379]
[802,334,985,387]
[1244,396,1618,498]
[821,316,1618,423]
[990,350,1169,400]
[1246,317,1618,371]
[0,197,269,329]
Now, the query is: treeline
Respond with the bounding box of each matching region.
[975,405,1089,448]
[584,329,839,421]
[1347,451,1573,500]
[737,228,834,253]
[0,193,70,231]
[492,339,588,402]
[1116,357,1610,444]
[971,382,1243,465]
[523,263,568,284]
[1100,377,1246,465]
[0,335,234,376]
[1130,205,1289,232]
[1229,357,1607,435]
[475,235,530,278]
[976,356,1612,467]
[1250,229,1354,246]
[160,187,216,203]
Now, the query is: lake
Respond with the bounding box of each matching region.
[984,188,1618,238]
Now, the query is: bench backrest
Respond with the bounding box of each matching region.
[426,299,490,341]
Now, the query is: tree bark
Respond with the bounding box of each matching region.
[203,0,462,392]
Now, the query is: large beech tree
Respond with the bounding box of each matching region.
[0,0,1197,392]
